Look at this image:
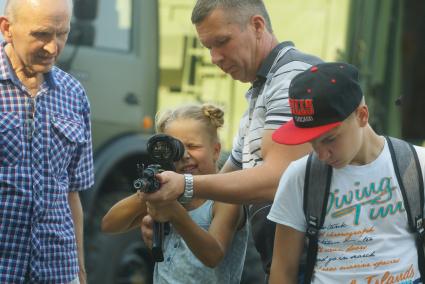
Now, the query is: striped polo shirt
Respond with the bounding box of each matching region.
[230,42,322,169]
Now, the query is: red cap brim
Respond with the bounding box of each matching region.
[272,120,342,145]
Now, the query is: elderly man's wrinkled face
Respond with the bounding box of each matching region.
[4,0,72,76]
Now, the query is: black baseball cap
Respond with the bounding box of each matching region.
[272,62,363,145]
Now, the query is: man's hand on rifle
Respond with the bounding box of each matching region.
[143,171,185,204]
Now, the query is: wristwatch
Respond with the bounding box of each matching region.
[178,174,194,204]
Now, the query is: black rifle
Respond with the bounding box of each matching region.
[133,134,185,262]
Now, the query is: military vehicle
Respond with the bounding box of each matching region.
[345,0,425,142]
[60,1,158,283]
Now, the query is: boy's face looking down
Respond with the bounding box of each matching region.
[311,104,368,169]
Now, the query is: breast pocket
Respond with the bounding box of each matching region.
[0,112,22,167]
[50,114,87,175]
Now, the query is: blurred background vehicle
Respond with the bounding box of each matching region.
[345,0,425,143]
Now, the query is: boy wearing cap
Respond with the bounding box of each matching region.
[267,62,425,283]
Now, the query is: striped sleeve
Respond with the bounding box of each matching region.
[264,61,314,130]
[230,111,249,169]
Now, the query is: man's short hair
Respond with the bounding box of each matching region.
[191,0,273,33]
[4,0,73,22]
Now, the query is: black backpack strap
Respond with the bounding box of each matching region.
[386,136,425,280]
[303,153,333,284]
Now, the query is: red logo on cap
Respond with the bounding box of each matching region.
[290,99,315,116]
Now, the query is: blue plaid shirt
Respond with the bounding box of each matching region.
[0,42,94,283]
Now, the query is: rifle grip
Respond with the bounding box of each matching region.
[151,221,164,262]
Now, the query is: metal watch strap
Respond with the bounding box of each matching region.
[179,174,194,204]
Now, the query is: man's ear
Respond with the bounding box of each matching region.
[250,15,266,39]
[0,16,12,43]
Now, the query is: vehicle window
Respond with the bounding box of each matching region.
[0,0,133,52]
[92,0,132,51]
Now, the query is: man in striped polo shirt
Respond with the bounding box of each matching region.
[0,0,94,283]
[144,0,322,280]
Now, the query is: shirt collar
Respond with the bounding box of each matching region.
[44,69,57,89]
[0,41,20,85]
[254,41,294,87]
[0,41,58,89]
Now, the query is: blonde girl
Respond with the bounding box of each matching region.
[102,104,248,284]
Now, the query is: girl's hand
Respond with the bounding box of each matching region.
[140,215,153,249]
[146,200,182,222]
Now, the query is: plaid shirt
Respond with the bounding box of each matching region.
[0,42,94,283]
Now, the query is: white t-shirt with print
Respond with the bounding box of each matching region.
[268,139,425,284]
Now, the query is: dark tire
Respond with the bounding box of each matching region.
[85,170,154,284]
[87,230,153,284]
